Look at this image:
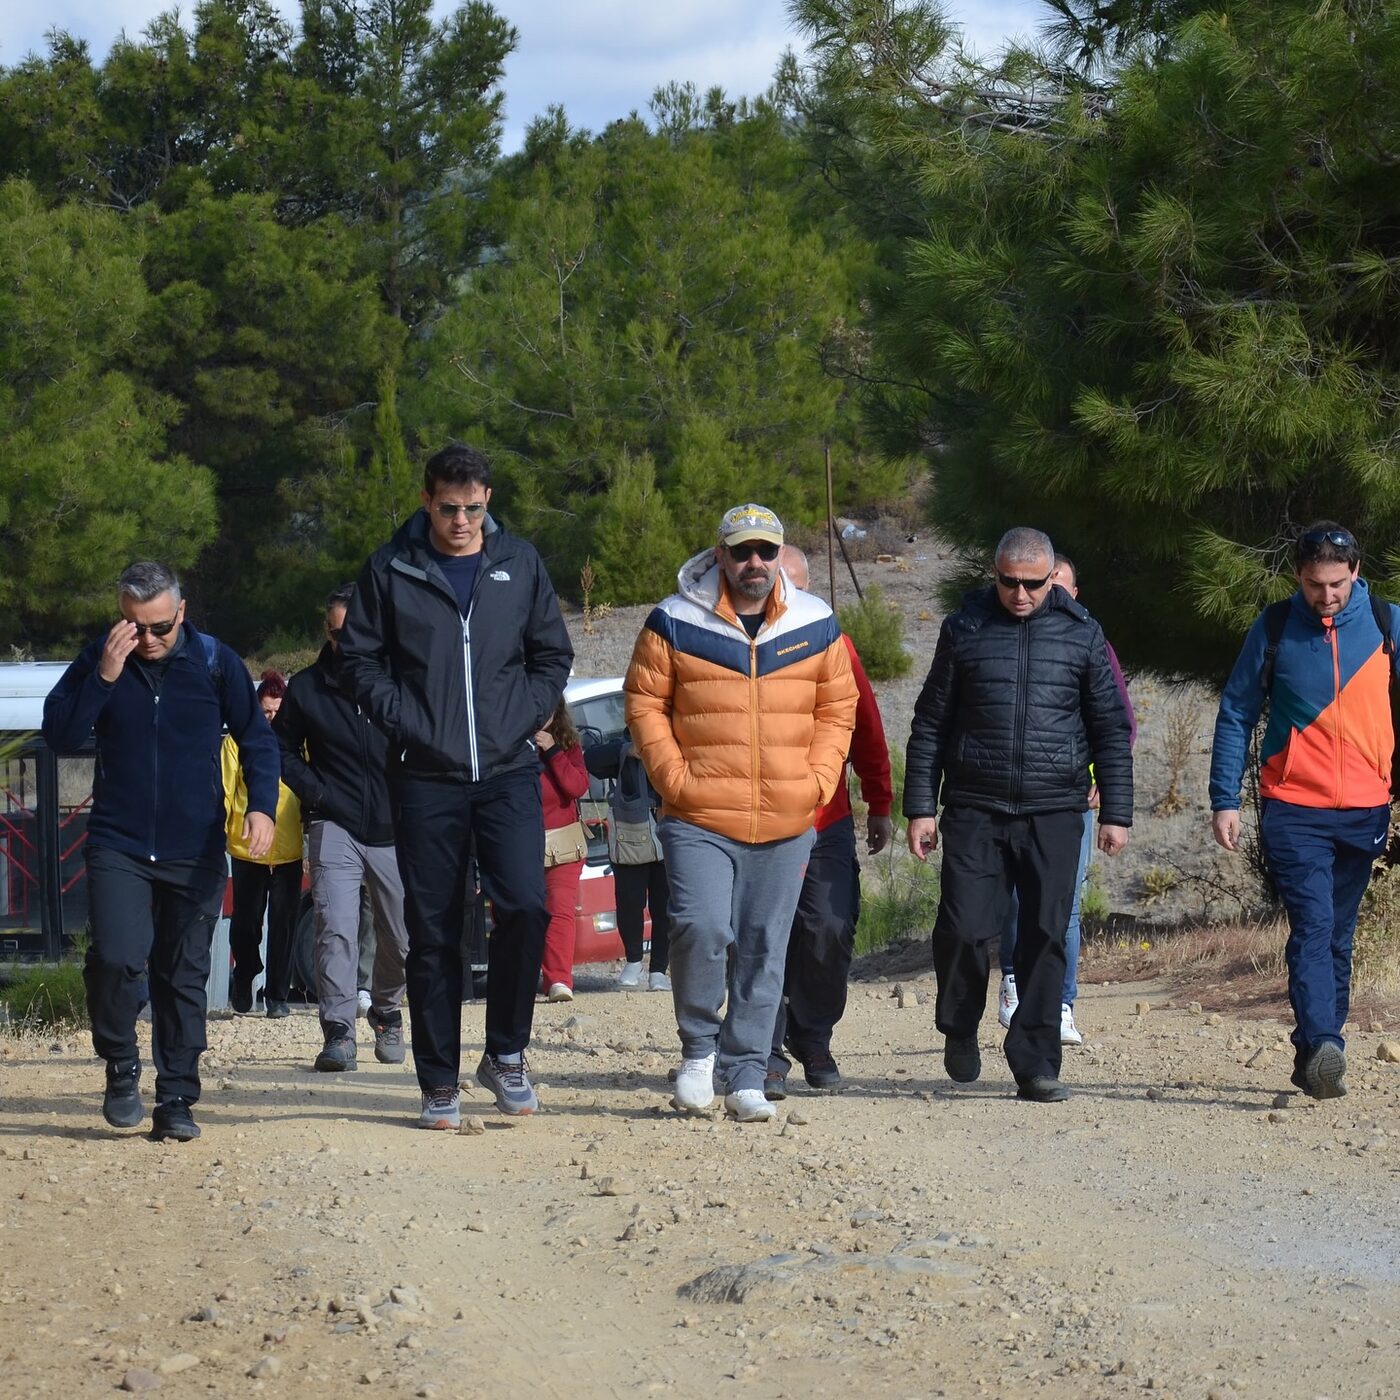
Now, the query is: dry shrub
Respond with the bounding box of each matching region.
[1154,694,1202,816]
[1356,861,1400,994]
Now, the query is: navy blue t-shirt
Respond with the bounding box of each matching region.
[428,544,482,616]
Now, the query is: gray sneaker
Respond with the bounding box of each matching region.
[476,1052,539,1115]
[371,1015,406,1065]
[314,1024,358,1072]
[419,1086,460,1130]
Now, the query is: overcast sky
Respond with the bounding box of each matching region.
[1,0,1047,151]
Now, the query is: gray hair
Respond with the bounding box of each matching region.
[994,528,1054,568]
[117,561,182,606]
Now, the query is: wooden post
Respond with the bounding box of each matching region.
[825,440,837,606]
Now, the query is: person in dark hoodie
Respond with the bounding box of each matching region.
[904,527,1133,1104]
[339,443,574,1128]
[42,561,279,1142]
[273,584,410,1074]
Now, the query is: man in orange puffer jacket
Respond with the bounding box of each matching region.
[625,504,858,1124]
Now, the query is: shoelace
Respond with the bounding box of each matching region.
[426,1088,458,1111]
[491,1056,530,1091]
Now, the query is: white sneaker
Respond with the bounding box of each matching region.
[672,1053,716,1113]
[724,1089,775,1123]
[547,982,574,1003]
[1060,1003,1083,1046]
[648,971,671,992]
[997,973,1018,1029]
[617,961,644,989]
[356,989,371,1019]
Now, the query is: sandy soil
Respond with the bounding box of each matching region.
[4,971,1400,1399]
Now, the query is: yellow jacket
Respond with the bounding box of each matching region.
[221,734,303,866]
[625,551,858,844]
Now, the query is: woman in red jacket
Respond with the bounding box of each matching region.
[538,697,591,1002]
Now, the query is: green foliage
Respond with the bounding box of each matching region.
[857,854,940,955]
[3,944,87,1030]
[838,584,912,680]
[0,181,216,650]
[793,0,1400,680]
[1080,862,1110,925]
[589,451,688,604]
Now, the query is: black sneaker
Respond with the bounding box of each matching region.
[1305,1043,1347,1100]
[102,1059,143,1129]
[265,1000,291,1019]
[764,1068,788,1102]
[1016,1076,1070,1103]
[801,1049,844,1091]
[314,1024,358,1072]
[150,1098,200,1141]
[230,976,253,1014]
[943,1035,981,1083]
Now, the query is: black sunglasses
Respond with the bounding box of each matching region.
[130,617,179,637]
[1299,528,1356,551]
[727,541,780,563]
[434,502,487,520]
[995,571,1052,592]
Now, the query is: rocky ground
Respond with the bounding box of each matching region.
[4,970,1400,1399]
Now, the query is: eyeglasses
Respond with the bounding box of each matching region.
[726,541,780,563]
[995,571,1052,593]
[434,502,487,520]
[1299,528,1356,552]
[130,617,179,637]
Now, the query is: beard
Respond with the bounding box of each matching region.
[733,571,774,602]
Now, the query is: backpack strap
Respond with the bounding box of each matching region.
[1370,593,1397,661]
[197,631,227,709]
[1259,599,1291,694]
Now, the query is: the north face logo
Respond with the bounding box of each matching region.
[490,569,511,582]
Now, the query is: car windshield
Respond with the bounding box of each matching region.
[568,690,626,747]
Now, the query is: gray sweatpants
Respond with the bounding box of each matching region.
[307,820,409,1031]
[659,816,815,1093]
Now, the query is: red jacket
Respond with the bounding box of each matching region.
[540,744,589,830]
[817,636,893,833]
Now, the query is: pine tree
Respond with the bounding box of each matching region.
[792,0,1400,678]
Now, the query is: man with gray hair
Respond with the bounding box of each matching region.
[43,561,280,1141]
[904,527,1133,1102]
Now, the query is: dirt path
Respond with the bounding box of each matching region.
[4,968,1400,1399]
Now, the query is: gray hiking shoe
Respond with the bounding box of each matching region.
[1305,1042,1347,1099]
[419,1086,461,1130]
[371,1015,406,1065]
[314,1024,357,1072]
[476,1052,539,1115]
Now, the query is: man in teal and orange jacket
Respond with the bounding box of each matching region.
[1210,522,1400,1101]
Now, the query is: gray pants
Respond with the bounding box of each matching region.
[659,816,815,1093]
[308,820,409,1031]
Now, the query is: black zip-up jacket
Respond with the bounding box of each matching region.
[273,643,395,845]
[903,585,1134,827]
[41,622,279,862]
[339,509,574,781]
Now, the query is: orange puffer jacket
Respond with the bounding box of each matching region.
[624,550,858,844]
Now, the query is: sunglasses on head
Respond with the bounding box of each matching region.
[726,540,780,563]
[995,570,1052,592]
[435,502,487,520]
[1299,528,1356,551]
[130,617,179,637]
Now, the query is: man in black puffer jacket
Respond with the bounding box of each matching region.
[340,442,574,1129]
[905,527,1133,1102]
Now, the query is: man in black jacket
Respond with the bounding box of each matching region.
[43,560,280,1142]
[905,527,1133,1102]
[340,443,574,1128]
[274,584,410,1074]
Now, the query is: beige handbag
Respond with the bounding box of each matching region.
[544,817,588,867]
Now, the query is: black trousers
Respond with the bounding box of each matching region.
[771,815,860,1066]
[614,859,671,973]
[394,765,548,1089]
[933,806,1084,1085]
[84,844,227,1104]
[229,857,302,1003]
